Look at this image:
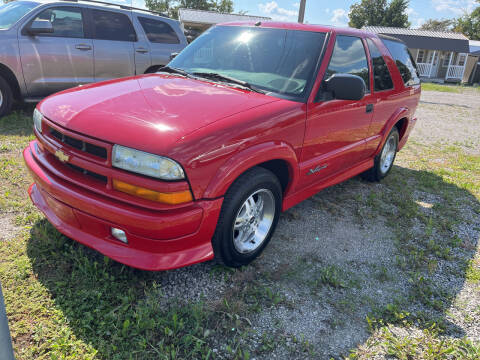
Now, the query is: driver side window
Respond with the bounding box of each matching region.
[31,6,84,38]
[324,35,370,91]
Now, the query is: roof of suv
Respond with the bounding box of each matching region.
[27,0,171,19]
[217,21,375,37]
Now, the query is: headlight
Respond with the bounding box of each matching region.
[112,145,185,180]
[33,108,42,133]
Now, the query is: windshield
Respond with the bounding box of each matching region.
[170,26,326,100]
[0,1,38,30]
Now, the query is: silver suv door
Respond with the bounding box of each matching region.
[89,9,136,81]
[136,16,186,68]
[18,6,94,97]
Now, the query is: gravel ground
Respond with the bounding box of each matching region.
[137,89,479,358]
[413,89,480,153]
[3,89,479,359]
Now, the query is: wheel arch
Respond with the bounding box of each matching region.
[0,63,22,102]
[202,142,299,200]
[375,107,410,156]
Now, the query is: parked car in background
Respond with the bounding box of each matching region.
[0,0,187,117]
[24,22,420,270]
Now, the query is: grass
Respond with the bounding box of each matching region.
[421,82,480,93]
[0,101,479,359]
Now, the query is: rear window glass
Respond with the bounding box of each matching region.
[138,17,179,44]
[383,39,420,86]
[92,9,136,42]
[366,39,394,91]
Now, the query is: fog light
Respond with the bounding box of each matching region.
[111,227,128,243]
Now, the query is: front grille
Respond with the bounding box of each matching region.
[66,163,108,184]
[50,127,107,159]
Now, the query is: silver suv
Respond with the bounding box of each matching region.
[0,0,187,116]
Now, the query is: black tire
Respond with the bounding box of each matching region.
[212,167,282,267]
[0,76,13,118]
[362,127,399,182]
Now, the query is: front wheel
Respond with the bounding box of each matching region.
[362,127,399,182]
[212,167,282,267]
[0,76,13,118]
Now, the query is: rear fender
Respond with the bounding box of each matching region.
[375,107,410,156]
[203,142,299,199]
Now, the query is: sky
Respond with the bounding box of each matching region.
[232,0,479,28]
[1,0,477,29]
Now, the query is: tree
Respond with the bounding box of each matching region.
[145,0,234,19]
[420,19,453,32]
[453,3,480,40]
[349,0,410,29]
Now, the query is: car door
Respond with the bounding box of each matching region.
[136,16,186,69]
[89,9,136,82]
[298,34,374,191]
[18,6,94,97]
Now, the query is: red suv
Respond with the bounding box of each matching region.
[24,23,420,270]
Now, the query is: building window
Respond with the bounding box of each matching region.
[458,54,466,66]
[417,50,425,63]
[443,52,451,67]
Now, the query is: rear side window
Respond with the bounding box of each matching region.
[92,9,136,42]
[138,17,180,44]
[366,39,394,91]
[383,39,420,86]
[324,35,370,91]
[32,6,84,38]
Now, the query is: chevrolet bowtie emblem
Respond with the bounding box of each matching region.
[55,149,69,163]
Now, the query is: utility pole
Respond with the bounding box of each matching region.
[298,0,306,23]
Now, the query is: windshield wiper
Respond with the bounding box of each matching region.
[191,72,266,94]
[158,66,191,77]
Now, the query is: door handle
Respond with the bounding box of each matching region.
[366,104,374,113]
[136,47,149,54]
[75,44,92,51]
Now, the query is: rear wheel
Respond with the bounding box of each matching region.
[0,76,13,118]
[212,167,282,267]
[362,127,399,182]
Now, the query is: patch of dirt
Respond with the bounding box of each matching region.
[0,215,20,242]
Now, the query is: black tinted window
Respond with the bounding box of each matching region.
[366,39,394,91]
[383,39,420,86]
[33,7,84,38]
[325,35,370,91]
[170,26,326,100]
[139,17,179,44]
[92,10,136,42]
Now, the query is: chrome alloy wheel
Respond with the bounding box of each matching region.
[380,133,397,174]
[232,189,276,254]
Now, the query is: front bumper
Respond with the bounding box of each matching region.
[24,141,223,271]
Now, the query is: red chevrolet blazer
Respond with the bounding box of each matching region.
[24,22,420,270]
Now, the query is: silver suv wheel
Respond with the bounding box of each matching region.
[232,189,275,254]
[380,132,398,175]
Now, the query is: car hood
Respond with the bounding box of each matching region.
[39,74,280,154]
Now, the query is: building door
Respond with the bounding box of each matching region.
[438,52,451,79]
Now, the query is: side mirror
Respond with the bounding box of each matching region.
[27,20,54,35]
[170,52,179,60]
[324,73,365,101]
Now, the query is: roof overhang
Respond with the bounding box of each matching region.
[389,34,470,53]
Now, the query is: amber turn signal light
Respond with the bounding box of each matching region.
[113,179,193,205]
